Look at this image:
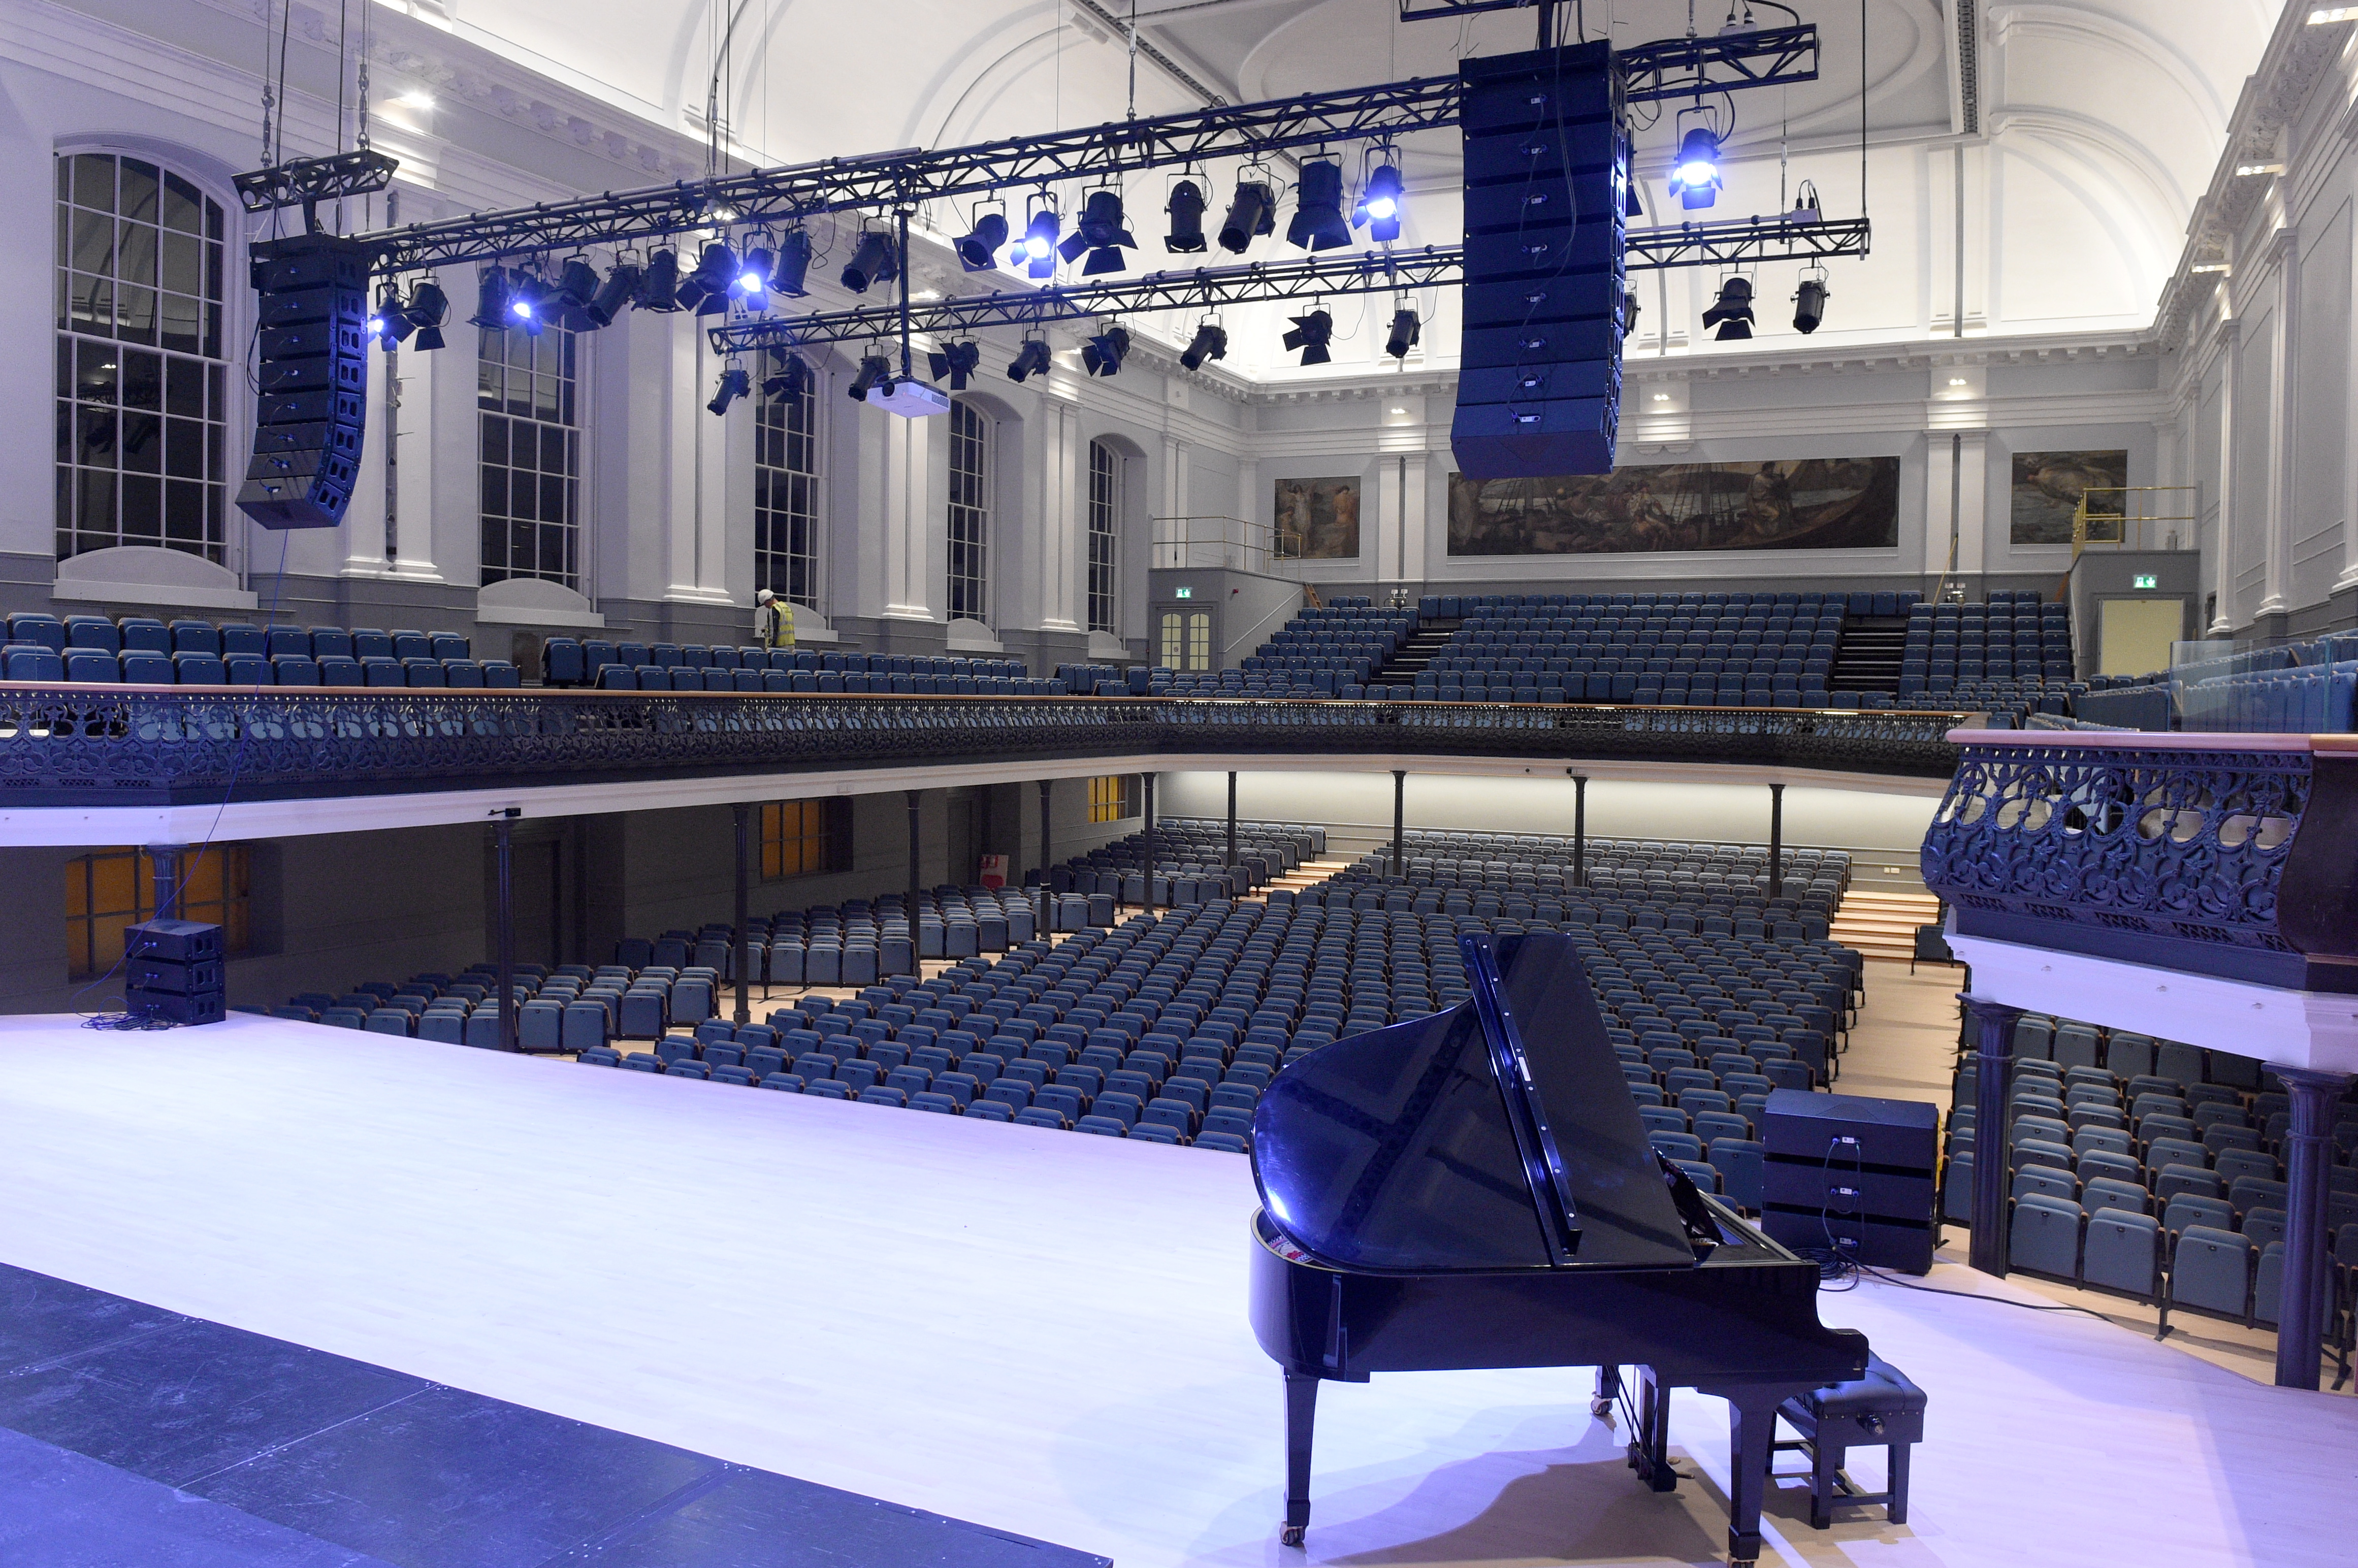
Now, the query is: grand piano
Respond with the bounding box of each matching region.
[1248,930,1870,1567]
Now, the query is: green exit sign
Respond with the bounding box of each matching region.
[2133,574,2158,590]
[1175,587,1192,599]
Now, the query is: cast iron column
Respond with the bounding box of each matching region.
[1768,781,1786,903]
[1142,773,1157,914]
[732,802,752,1025]
[1391,769,1406,878]
[494,809,519,1052]
[145,843,187,924]
[1038,779,1054,937]
[1570,772,1587,888]
[2276,1067,2355,1389]
[1961,994,2024,1276]
[905,791,923,925]
[1225,771,1238,868]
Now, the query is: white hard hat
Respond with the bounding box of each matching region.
[757,588,775,602]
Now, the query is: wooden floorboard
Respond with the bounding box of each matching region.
[0,1012,2350,1565]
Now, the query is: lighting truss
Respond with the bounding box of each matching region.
[232,150,400,228]
[1623,214,1870,271]
[1616,25,1819,103]
[706,248,1466,355]
[361,78,1466,275]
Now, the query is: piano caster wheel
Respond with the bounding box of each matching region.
[1590,1396,1615,1427]
[1280,1524,1307,1548]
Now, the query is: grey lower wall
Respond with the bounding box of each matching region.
[0,775,1146,1017]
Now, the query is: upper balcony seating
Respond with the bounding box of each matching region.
[543,638,1048,695]
[3,612,516,689]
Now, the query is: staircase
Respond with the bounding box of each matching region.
[1253,859,1354,903]
[1831,890,1943,962]
[1829,614,1910,695]
[1368,619,1463,687]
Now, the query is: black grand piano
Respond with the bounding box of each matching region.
[1248,930,1869,1567]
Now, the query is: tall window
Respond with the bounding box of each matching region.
[1087,775,1139,823]
[479,321,581,586]
[64,845,250,981]
[755,356,820,606]
[947,399,990,622]
[761,799,850,879]
[55,153,230,564]
[1087,439,1121,634]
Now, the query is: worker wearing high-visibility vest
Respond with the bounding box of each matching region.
[755,589,795,649]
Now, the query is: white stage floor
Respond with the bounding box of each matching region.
[0,1014,2350,1568]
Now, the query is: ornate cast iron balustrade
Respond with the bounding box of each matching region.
[1923,731,2358,992]
[0,685,1965,810]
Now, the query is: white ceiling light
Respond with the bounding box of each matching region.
[2307,6,2358,22]
[2235,162,2285,177]
[396,90,435,110]
[1948,377,1967,386]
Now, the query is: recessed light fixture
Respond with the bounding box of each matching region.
[2235,162,2285,177]
[1948,377,1968,386]
[396,90,435,110]
[2191,262,2232,275]
[1652,393,1670,402]
[2309,5,2358,22]
[1390,406,1406,414]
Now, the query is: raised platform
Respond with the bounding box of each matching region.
[0,1013,2349,1567]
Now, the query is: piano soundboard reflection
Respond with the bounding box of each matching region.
[1247,931,1870,1568]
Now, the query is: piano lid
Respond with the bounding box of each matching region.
[1250,930,1699,1273]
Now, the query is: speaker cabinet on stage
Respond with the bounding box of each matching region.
[238,234,370,530]
[1450,41,1628,480]
[1760,1088,1940,1274]
[122,918,227,1027]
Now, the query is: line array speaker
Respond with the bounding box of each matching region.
[1450,41,1628,481]
[122,918,228,1027]
[237,234,371,530]
[1759,1088,1940,1275]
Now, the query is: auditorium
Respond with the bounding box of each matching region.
[0,1,2353,1564]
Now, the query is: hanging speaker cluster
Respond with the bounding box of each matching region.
[239,234,372,530]
[1450,41,1629,480]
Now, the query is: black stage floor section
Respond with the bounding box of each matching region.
[0,1263,1111,1568]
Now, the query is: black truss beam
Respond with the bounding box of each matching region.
[233,150,399,230]
[1616,24,1819,103]
[706,248,1464,354]
[362,78,1463,275]
[1624,213,1870,270]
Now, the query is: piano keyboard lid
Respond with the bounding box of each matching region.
[1250,930,1699,1273]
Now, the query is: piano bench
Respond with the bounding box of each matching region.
[1771,1354,1926,1529]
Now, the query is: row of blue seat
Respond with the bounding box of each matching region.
[4,612,469,662]
[3,646,520,688]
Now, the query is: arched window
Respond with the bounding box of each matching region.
[946,399,990,622]
[1087,439,1121,635]
[478,311,582,587]
[54,152,230,563]
[755,354,821,607]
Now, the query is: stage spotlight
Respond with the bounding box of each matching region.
[1384,306,1420,360]
[1354,163,1404,243]
[1166,179,1206,252]
[847,352,893,401]
[555,256,599,312]
[841,231,898,293]
[1286,160,1352,250]
[1792,269,1829,335]
[1217,180,1274,253]
[586,260,642,328]
[677,240,737,312]
[1620,288,1640,339]
[1702,275,1755,340]
[928,339,982,389]
[634,248,682,311]
[761,350,812,400]
[707,364,750,416]
[468,265,514,329]
[1179,320,1228,371]
[771,230,812,297]
[403,279,449,350]
[955,211,1009,271]
[1016,204,1060,279]
[371,284,415,345]
[1668,125,1723,210]
[508,270,551,335]
[1282,308,1334,365]
[1081,323,1131,378]
[1007,338,1052,382]
[1060,190,1136,275]
[735,244,775,307]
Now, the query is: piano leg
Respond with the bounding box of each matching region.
[1717,1385,1785,1568]
[1280,1370,1318,1548]
[1626,1365,1676,1492]
[1592,1364,1620,1426]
